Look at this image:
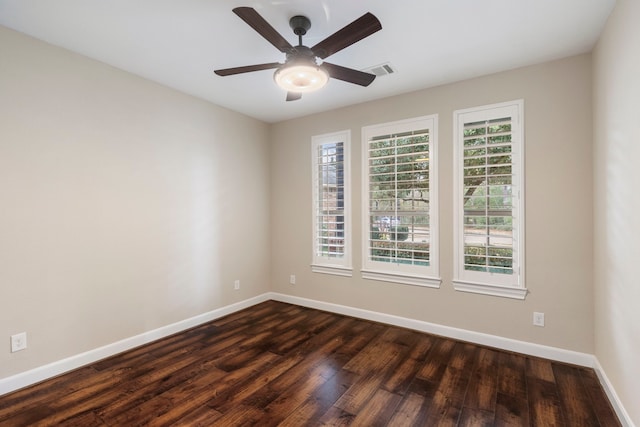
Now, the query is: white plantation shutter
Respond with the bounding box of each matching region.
[362,116,440,287]
[462,117,515,274]
[315,142,345,257]
[367,130,431,264]
[311,131,352,276]
[453,100,526,299]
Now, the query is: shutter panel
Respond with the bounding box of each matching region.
[367,129,431,266]
[453,100,525,298]
[462,117,514,274]
[315,142,345,258]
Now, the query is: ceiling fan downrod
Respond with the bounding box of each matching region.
[289,15,311,47]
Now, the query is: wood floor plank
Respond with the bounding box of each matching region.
[383,333,435,394]
[349,388,403,426]
[494,391,529,426]
[317,406,355,426]
[0,367,99,421]
[423,342,478,425]
[267,327,313,355]
[334,371,383,414]
[214,316,359,421]
[388,391,430,426]
[334,342,406,414]
[527,356,557,382]
[8,360,164,426]
[0,301,622,427]
[458,407,495,427]
[207,353,304,412]
[342,335,404,375]
[169,405,223,427]
[553,363,601,427]
[257,357,347,426]
[417,337,457,381]
[127,367,228,426]
[95,353,216,420]
[580,368,622,427]
[328,319,383,366]
[527,375,566,426]
[277,369,358,427]
[497,351,528,400]
[34,409,107,427]
[463,347,499,411]
[199,404,264,427]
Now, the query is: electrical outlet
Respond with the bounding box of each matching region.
[289,275,296,285]
[234,280,240,290]
[533,312,545,327]
[11,332,27,353]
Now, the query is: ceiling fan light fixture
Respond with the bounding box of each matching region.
[216,8,382,101]
[273,63,329,93]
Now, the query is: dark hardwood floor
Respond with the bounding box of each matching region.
[0,301,621,426]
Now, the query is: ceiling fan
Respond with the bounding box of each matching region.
[214,7,382,101]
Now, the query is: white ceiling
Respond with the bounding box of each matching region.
[0,0,615,123]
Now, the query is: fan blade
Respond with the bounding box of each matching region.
[214,62,281,76]
[322,62,376,87]
[233,7,293,53]
[286,92,302,101]
[311,12,382,59]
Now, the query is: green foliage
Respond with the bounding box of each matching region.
[389,226,409,242]
[370,226,381,241]
[371,241,430,266]
[464,245,513,274]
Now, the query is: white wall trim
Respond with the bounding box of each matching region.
[2,292,632,426]
[269,293,635,424]
[269,292,592,365]
[593,358,635,427]
[311,264,353,277]
[452,280,528,300]
[0,293,271,397]
[361,269,441,288]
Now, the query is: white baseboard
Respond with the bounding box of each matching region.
[2,292,633,426]
[593,358,635,427]
[0,293,271,397]
[268,292,594,366]
[268,292,634,426]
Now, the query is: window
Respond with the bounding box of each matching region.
[453,100,526,299]
[362,116,440,287]
[311,130,352,276]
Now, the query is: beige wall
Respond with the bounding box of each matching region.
[0,26,271,378]
[5,13,632,419]
[593,0,640,424]
[270,54,594,353]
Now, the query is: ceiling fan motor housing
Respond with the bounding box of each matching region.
[289,15,311,36]
[286,45,316,64]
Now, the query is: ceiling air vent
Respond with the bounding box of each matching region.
[363,62,396,77]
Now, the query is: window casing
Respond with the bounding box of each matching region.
[362,116,440,287]
[311,131,352,276]
[453,100,526,299]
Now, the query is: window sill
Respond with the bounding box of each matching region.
[311,264,353,277]
[453,280,527,300]
[361,270,441,288]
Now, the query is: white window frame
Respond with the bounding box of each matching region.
[453,100,526,299]
[311,130,352,276]
[361,115,440,288]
